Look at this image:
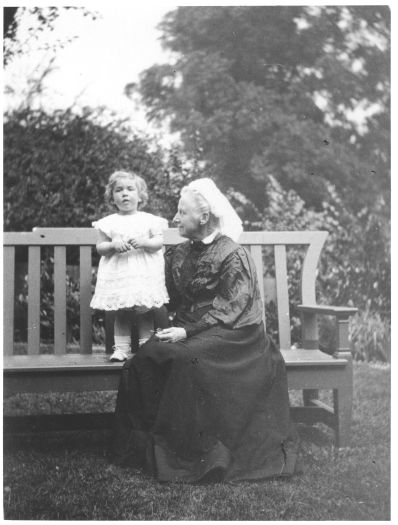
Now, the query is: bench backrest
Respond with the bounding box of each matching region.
[3,228,328,354]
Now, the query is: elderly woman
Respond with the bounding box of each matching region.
[112,178,298,482]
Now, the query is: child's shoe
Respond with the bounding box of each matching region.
[109,347,129,362]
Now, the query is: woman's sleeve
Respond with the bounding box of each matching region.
[164,246,182,312]
[184,247,263,337]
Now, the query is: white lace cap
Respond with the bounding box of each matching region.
[182,178,243,242]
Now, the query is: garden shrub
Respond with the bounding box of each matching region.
[350,306,391,362]
[4,108,191,344]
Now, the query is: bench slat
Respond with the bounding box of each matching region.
[298,233,328,347]
[27,246,41,355]
[6,229,329,247]
[3,246,15,355]
[301,231,328,304]
[54,246,67,354]
[3,353,122,372]
[274,245,291,349]
[80,246,93,354]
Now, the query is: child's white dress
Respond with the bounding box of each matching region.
[90,212,169,311]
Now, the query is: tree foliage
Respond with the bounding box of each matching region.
[3,6,98,65]
[138,6,389,214]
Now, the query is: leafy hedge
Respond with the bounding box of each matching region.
[3,108,187,231]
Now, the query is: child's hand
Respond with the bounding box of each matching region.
[112,240,132,253]
[128,236,147,249]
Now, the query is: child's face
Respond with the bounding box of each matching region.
[112,177,140,214]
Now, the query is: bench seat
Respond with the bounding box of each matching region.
[3,349,349,395]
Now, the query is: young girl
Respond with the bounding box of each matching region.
[90,171,169,361]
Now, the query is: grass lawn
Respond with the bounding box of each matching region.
[3,361,390,520]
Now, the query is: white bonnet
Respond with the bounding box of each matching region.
[181,178,243,242]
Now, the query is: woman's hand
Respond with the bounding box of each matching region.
[155,327,187,343]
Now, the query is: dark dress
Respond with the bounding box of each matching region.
[112,234,298,482]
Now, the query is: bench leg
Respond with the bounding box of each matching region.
[333,368,353,448]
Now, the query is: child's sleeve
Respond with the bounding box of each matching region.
[149,216,169,237]
[92,216,113,239]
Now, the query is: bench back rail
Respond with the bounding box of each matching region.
[3,228,328,355]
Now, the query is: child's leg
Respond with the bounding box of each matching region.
[136,310,155,347]
[114,310,131,338]
[111,310,132,361]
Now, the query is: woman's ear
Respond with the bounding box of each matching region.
[199,212,210,226]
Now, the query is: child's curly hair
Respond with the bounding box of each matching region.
[104,171,148,210]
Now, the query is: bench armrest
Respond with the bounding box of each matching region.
[298,304,357,358]
[297,305,358,317]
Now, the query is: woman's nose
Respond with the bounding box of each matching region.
[173,214,180,224]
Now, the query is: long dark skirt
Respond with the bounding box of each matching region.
[111,323,298,482]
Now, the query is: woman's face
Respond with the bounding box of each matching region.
[173,193,203,239]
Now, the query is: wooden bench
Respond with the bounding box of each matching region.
[3,227,357,446]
